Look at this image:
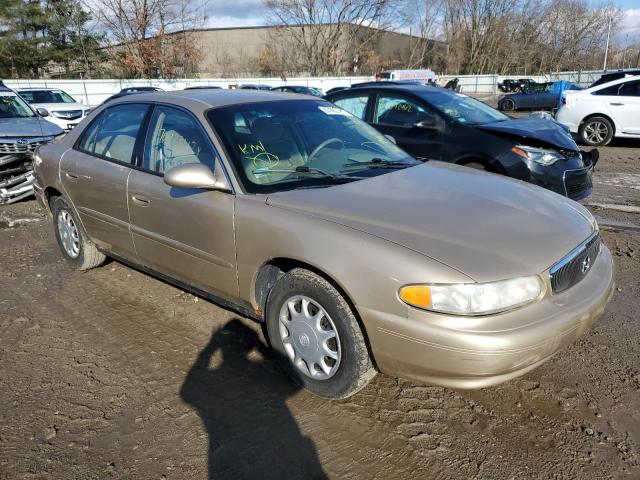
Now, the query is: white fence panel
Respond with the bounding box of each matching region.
[4,76,374,106]
[3,69,610,105]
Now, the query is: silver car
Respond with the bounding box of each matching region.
[33,90,614,399]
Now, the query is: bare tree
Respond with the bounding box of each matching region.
[264,0,400,75]
[92,0,208,78]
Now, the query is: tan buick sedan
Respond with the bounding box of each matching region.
[33,90,614,399]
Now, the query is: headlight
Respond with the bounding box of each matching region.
[512,145,564,166]
[399,276,543,315]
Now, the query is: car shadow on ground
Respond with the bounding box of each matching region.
[180,318,327,480]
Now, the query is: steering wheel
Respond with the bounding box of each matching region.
[308,137,344,163]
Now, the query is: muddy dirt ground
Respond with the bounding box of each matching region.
[1,144,640,480]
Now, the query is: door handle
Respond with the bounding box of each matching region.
[131,194,150,206]
[65,171,79,181]
[609,102,624,106]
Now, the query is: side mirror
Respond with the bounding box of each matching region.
[36,107,49,117]
[414,117,440,130]
[164,163,232,192]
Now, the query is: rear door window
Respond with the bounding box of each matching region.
[332,94,370,120]
[619,80,640,97]
[79,104,149,164]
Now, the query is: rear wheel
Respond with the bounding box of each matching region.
[501,98,515,111]
[579,116,613,146]
[52,197,106,270]
[265,268,376,399]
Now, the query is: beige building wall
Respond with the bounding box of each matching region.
[179,25,440,77]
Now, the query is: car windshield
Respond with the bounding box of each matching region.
[20,90,76,104]
[0,92,35,118]
[208,100,417,193]
[425,91,509,125]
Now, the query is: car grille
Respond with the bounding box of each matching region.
[564,167,592,199]
[549,234,601,294]
[0,139,43,157]
[52,110,83,120]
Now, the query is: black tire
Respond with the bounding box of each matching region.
[579,116,613,146]
[52,197,106,270]
[501,98,515,112]
[265,268,376,399]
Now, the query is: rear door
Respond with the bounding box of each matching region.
[612,80,640,134]
[371,92,443,161]
[127,104,237,298]
[60,103,149,259]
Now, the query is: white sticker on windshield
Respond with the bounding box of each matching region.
[0,92,15,97]
[318,106,352,116]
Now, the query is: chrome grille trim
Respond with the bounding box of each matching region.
[0,137,48,157]
[549,233,601,294]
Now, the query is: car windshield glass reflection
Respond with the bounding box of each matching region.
[425,91,508,125]
[208,100,417,193]
[0,93,35,118]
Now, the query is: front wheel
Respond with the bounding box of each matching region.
[265,268,376,399]
[579,116,613,146]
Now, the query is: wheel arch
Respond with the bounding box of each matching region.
[455,156,506,174]
[579,112,616,136]
[253,257,377,367]
[44,186,63,212]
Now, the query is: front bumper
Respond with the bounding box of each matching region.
[358,245,614,389]
[523,150,597,201]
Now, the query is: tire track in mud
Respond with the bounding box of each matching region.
[1,208,640,479]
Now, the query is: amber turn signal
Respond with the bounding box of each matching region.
[511,146,528,159]
[399,285,432,309]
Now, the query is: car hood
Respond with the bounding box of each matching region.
[477,118,577,151]
[0,117,63,137]
[265,162,595,282]
[32,102,85,111]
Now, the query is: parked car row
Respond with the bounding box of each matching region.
[0,82,64,204]
[32,86,614,399]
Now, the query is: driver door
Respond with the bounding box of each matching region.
[127,105,237,298]
[371,93,442,161]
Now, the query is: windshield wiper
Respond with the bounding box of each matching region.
[253,166,342,178]
[342,158,415,169]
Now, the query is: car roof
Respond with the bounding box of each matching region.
[16,88,62,91]
[106,89,320,109]
[328,83,456,99]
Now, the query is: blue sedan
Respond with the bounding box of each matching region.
[498,81,581,112]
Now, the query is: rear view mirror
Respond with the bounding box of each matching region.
[164,163,231,192]
[36,107,49,117]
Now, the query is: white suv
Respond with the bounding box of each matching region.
[17,88,90,131]
[556,75,640,146]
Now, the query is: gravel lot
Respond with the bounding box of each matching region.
[1,142,639,479]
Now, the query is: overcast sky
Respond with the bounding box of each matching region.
[205,0,640,46]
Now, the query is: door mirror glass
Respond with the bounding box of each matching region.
[36,107,49,117]
[414,118,439,130]
[164,163,231,192]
